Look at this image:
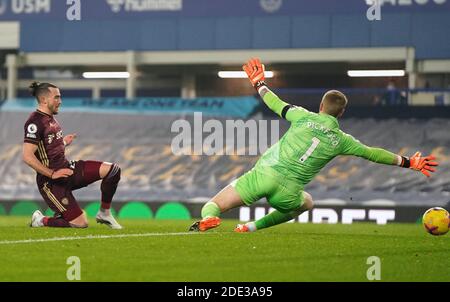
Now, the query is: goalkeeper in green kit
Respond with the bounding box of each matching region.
[189,58,439,233]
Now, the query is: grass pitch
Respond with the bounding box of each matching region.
[0,217,449,282]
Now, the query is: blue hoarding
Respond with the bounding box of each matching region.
[0,0,449,21]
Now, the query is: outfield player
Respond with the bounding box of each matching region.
[23,82,122,229]
[189,58,438,233]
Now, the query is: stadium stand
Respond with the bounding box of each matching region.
[1,97,448,209]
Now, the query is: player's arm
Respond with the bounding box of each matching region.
[22,143,73,179]
[22,142,54,178]
[23,121,53,177]
[23,120,73,179]
[340,134,438,177]
[242,58,308,122]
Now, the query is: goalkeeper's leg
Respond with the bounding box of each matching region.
[189,185,245,232]
[189,168,273,232]
[236,192,314,232]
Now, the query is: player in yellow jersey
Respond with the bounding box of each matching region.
[189,58,438,233]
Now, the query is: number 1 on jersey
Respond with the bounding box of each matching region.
[299,137,320,163]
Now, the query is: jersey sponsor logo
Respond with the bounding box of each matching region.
[48,130,64,144]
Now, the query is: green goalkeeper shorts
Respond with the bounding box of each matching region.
[232,167,305,213]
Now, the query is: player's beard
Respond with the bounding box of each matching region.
[49,104,59,115]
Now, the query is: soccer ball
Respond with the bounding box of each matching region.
[422,207,450,236]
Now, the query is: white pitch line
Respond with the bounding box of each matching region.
[0,232,205,245]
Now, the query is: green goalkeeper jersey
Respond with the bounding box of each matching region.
[255,90,397,187]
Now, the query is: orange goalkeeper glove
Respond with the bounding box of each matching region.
[401,152,438,177]
[242,58,266,90]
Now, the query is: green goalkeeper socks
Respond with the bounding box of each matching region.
[255,209,300,230]
[201,201,221,219]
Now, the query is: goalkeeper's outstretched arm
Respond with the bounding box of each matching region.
[242,58,307,122]
[257,86,292,119]
[341,134,439,177]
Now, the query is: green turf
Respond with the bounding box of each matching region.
[0,217,449,282]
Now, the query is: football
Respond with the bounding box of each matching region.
[422,207,450,236]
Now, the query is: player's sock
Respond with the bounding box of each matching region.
[43,216,71,227]
[100,164,121,210]
[201,201,221,219]
[100,202,111,211]
[254,209,302,230]
[99,208,110,215]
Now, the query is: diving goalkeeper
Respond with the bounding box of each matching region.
[189,58,438,233]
